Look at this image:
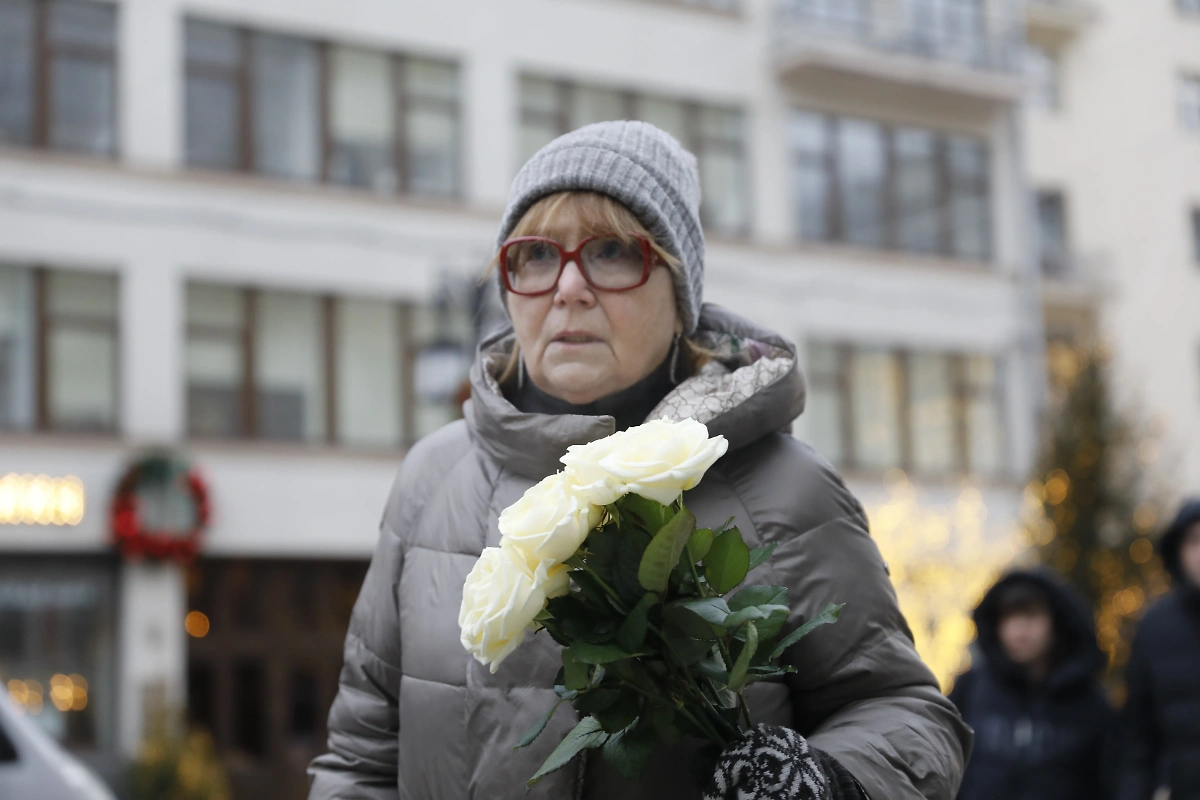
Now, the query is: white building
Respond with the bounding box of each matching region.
[0,0,1042,795]
[1024,0,1200,492]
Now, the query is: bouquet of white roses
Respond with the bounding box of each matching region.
[458,418,842,786]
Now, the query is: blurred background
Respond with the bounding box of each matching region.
[0,0,1197,797]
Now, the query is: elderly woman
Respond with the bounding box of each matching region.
[308,122,970,800]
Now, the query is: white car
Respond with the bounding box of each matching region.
[0,691,117,800]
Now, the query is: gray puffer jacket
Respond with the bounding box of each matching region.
[308,304,971,800]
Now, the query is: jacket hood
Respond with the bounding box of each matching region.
[463,303,806,479]
[973,568,1105,693]
[1160,498,1200,585]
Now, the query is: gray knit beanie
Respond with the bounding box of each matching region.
[495,120,706,334]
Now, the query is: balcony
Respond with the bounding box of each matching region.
[1025,0,1099,46]
[774,0,1026,106]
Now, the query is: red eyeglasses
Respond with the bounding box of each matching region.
[498,234,658,296]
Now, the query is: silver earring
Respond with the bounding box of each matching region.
[669,334,682,384]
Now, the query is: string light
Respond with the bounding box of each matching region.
[0,474,86,526]
[867,477,1018,691]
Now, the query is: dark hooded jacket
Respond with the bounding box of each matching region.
[950,569,1117,800]
[1118,499,1200,800]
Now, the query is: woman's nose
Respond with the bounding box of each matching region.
[554,259,594,304]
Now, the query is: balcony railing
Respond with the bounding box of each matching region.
[776,0,1023,74]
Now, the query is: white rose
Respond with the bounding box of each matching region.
[499,472,604,565]
[459,546,569,673]
[561,418,729,506]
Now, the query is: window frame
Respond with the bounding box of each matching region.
[184,283,439,450]
[805,341,1007,479]
[516,75,750,236]
[789,110,994,263]
[0,0,119,156]
[182,18,462,199]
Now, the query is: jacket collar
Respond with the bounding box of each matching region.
[463,303,805,479]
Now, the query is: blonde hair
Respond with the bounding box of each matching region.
[489,191,713,386]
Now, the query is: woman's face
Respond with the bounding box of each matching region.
[506,215,680,405]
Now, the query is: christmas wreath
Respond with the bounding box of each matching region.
[111,453,210,562]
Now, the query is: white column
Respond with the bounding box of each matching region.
[117,562,187,756]
[120,0,181,168]
[464,50,516,209]
[121,260,183,442]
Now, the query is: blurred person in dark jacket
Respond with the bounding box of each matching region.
[1118,499,1200,800]
[950,569,1117,800]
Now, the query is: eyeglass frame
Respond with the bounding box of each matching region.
[497,234,660,296]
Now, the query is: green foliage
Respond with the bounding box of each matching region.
[519,492,842,784]
[127,714,229,800]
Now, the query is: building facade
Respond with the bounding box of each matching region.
[1025,0,1200,489]
[0,0,1042,795]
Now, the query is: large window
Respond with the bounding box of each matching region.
[184,19,461,197]
[789,111,993,261]
[0,264,118,433]
[517,76,749,236]
[0,0,118,156]
[0,559,117,752]
[805,341,1006,477]
[1181,74,1200,133]
[185,283,472,448]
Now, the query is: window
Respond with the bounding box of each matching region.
[0,0,117,155]
[1181,75,1200,132]
[1036,190,1069,277]
[184,19,461,198]
[185,283,471,447]
[518,75,750,235]
[1025,44,1061,111]
[0,264,118,433]
[1179,0,1200,15]
[789,110,992,260]
[0,559,117,751]
[1191,207,1200,263]
[803,341,1007,477]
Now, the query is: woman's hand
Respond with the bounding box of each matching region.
[701,724,863,800]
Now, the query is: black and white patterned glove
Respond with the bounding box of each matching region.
[701,724,868,800]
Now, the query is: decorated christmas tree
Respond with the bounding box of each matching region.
[1026,345,1171,677]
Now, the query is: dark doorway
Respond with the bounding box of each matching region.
[185,558,369,800]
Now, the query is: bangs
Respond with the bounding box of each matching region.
[507,192,680,268]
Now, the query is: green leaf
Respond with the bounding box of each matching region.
[585,527,621,584]
[571,688,621,716]
[601,718,658,779]
[714,516,736,534]
[616,593,656,653]
[662,597,730,640]
[638,509,697,593]
[594,693,641,733]
[570,641,642,665]
[728,585,788,612]
[527,716,608,786]
[563,649,590,691]
[723,603,790,635]
[620,494,670,533]
[515,699,565,749]
[746,541,778,573]
[650,707,683,746]
[685,528,714,563]
[614,530,652,608]
[727,622,758,693]
[663,629,716,664]
[769,603,844,660]
[703,527,751,595]
[693,653,730,685]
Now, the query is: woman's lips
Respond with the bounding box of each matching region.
[552,331,601,345]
